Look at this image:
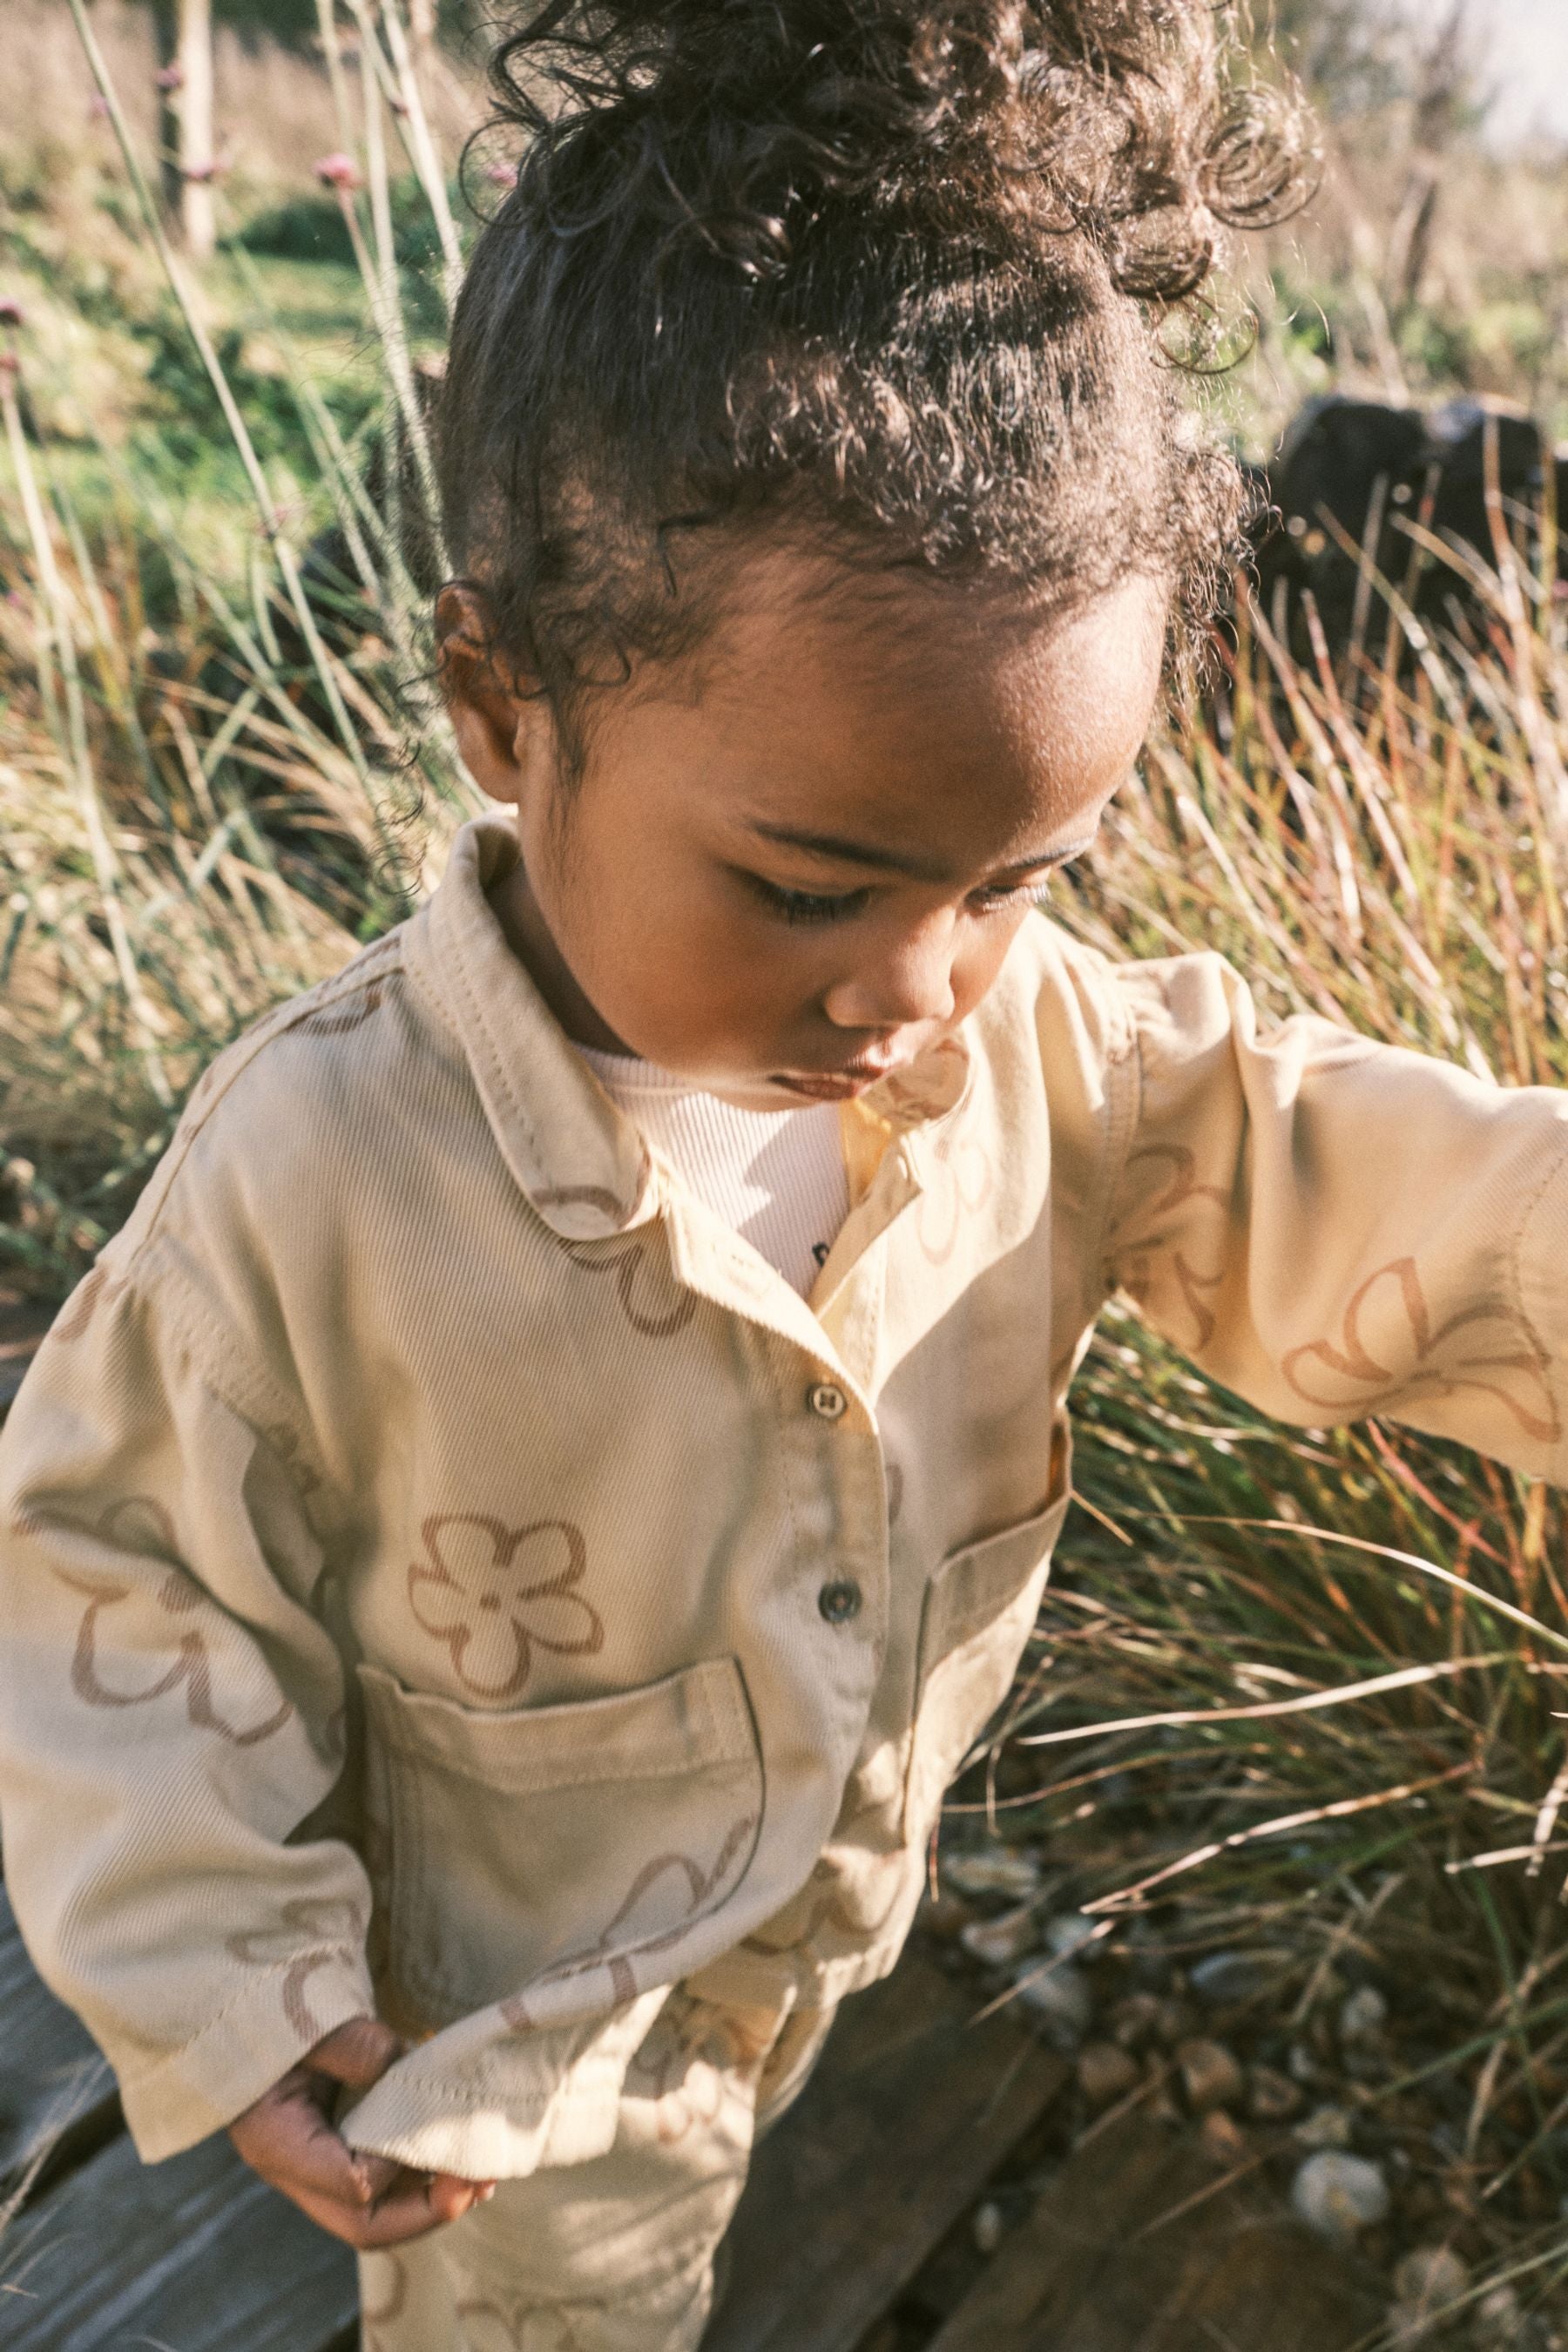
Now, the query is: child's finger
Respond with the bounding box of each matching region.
[302,2014,408,2088]
[352,2170,489,2248]
[427,2170,498,2223]
[230,2091,375,2207]
[266,2176,445,2248]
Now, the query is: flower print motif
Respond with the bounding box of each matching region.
[51,1497,294,1747]
[535,1141,655,1230]
[409,1513,602,1700]
[535,1149,652,1230]
[1282,1255,1561,1445]
[361,2253,408,2349]
[499,1812,759,2025]
[740,1844,907,1961]
[560,1233,697,1338]
[865,1035,971,1128]
[453,2302,589,2352]
[1108,1143,1229,1352]
[625,1991,773,2146]
[743,1753,906,1958]
[915,1129,994,1267]
[226,1894,368,2041]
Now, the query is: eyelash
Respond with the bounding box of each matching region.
[750,877,1048,928]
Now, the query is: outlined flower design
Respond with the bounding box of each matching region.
[46,1497,294,1747]
[226,1893,368,2041]
[916,1127,994,1267]
[500,1811,759,2026]
[742,1754,906,1960]
[865,1034,971,1127]
[408,1513,603,1700]
[625,1990,772,2146]
[452,2301,589,2352]
[740,1844,905,1962]
[1282,1254,1561,1444]
[559,1234,697,1338]
[360,2253,408,2350]
[1107,1142,1230,1352]
[368,2270,592,2352]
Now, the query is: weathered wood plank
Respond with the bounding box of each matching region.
[1172,2193,1389,2352]
[703,1949,1068,2352]
[927,2111,1383,2352]
[2,2126,357,2352]
[0,1301,48,1416]
[0,1888,118,2189]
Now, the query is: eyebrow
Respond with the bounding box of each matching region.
[747,821,1098,882]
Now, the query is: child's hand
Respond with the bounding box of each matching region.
[227,2015,497,2247]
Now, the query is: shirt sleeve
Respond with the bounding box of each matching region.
[0,1253,375,2161]
[1099,949,1568,1482]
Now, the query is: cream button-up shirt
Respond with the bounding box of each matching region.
[3,814,1565,2181]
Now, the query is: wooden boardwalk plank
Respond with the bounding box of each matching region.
[0,1889,118,2188]
[927,2112,1382,2352]
[0,1306,47,1416]
[2,2126,357,2352]
[703,1949,1067,2352]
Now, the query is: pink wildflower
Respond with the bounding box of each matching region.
[314,152,362,193]
[485,161,519,189]
[155,62,184,91]
[0,296,24,328]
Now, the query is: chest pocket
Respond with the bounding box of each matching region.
[357,1656,764,2029]
[902,1420,1071,1840]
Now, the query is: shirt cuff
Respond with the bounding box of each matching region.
[118,1948,376,2162]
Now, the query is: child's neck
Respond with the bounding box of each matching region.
[487,856,629,1056]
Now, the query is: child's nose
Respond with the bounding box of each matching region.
[822,912,957,1031]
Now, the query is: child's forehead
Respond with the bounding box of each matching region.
[699,544,1161,680]
[691,558,1163,753]
[603,560,1165,855]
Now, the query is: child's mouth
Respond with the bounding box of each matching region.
[771,1063,902,1102]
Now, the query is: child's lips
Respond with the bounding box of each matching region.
[771,1060,906,1102]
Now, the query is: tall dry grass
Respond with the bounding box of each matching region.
[990,557,1568,2321]
[0,0,476,206]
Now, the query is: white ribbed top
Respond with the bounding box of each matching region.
[578,1046,851,1298]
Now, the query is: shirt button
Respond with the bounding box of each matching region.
[818,1578,863,1625]
[808,1382,848,1421]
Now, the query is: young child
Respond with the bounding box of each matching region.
[3,3,1565,2347]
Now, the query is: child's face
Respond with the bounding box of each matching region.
[442,554,1165,1112]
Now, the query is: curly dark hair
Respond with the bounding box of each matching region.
[437,1,1313,722]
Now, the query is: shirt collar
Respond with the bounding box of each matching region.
[406,814,657,1240]
[406,814,975,1241]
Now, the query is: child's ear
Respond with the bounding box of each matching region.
[435,582,544,807]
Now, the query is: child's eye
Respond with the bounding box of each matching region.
[970,881,1044,914]
[749,879,872,926]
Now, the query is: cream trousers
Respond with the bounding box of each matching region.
[359,1990,835,2352]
